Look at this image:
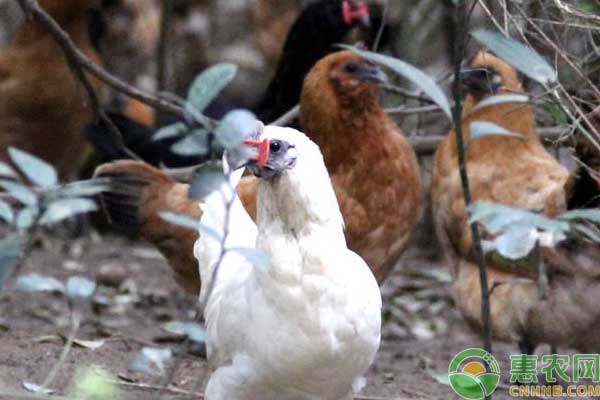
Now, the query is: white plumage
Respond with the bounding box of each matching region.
[194,126,381,400]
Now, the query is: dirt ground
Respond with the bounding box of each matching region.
[0,234,564,400]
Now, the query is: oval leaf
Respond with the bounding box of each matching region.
[0,179,37,206]
[66,276,97,299]
[23,382,54,395]
[0,162,17,179]
[472,94,530,112]
[186,63,238,114]
[469,121,525,141]
[471,30,557,84]
[131,347,172,376]
[0,199,14,224]
[341,45,452,119]
[58,179,111,198]
[188,161,227,199]
[154,122,188,141]
[16,206,38,230]
[160,212,199,231]
[170,129,209,156]
[8,147,57,188]
[163,321,206,343]
[215,109,257,149]
[493,227,537,260]
[0,234,23,290]
[559,209,600,224]
[16,274,65,293]
[39,198,98,225]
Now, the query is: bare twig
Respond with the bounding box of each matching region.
[372,0,389,52]
[107,379,204,397]
[451,0,492,354]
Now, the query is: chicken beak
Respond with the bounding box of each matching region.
[342,1,371,27]
[244,138,270,169]
[459,69,495,95]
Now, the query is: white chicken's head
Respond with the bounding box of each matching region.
[245,126,318,181]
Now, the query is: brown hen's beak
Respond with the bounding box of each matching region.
[343,1,371,27]
[356,63,388,84]
[244,138,270,169]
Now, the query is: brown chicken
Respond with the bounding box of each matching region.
[0,0,102,180]
[96,50,422,295]
[432,51,600,353]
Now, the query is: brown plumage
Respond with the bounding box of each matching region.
[432,51,600,352]
[0,0,102,180]
[95,50,422,294]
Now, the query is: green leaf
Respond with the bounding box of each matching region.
[0,162,17,179]
[186,63,238,114]
[228,247,268,268]
[153,122,187,141]
[215,109,257,149]
[72,338,105,350]
[0,234,23,290]
[160,212,199,231]
[65,276,96,299]
[15,274,65,293]
[469,121,525,141]
[341,45,452,119]
[163,321,206,343]
[70,367,120,400]
[471,30,557,84]
[22,382,54,395]
[15,206,39,230]
[58,179,111,198]
[8,147,57,188]
[39,198,97,225]
[472,94,529,112]
[170,129,209,156]
[426,368,451,386]
[0,199,14,224]
[0,179,37,206]
[492,226,537,260]
[188,161,227,199]
[559,209,600,224]
[131,347,172,376]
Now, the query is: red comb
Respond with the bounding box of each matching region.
[244,138,270,169]
[342,1,369,25]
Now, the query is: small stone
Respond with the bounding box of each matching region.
[97,264,127,288]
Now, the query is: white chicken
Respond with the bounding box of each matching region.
[194,125,382,400]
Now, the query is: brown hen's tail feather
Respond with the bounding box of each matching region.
[94,161,202,295]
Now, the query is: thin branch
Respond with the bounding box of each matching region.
[451,0,492,354]
[382,84,435,102]
[41,310,80,390]
[372,0,389,52]
[386,104,444,115]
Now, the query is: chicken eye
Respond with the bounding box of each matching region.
[344,63,359,74]
[270,140,282,153]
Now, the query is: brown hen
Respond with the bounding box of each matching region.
[95,50,422,294]
[0,0,102,180]
[432,51,600,353]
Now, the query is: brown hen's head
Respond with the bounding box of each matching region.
[460,51,523,100]
[302,50,387,113]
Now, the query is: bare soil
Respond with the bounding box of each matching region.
[0,234,552,399]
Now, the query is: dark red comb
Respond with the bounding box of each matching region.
[342,1,369,25]
[244,138,270,169]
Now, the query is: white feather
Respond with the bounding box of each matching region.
[195,126,381,400]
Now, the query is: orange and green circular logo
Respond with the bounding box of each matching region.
[448,348,500,399]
